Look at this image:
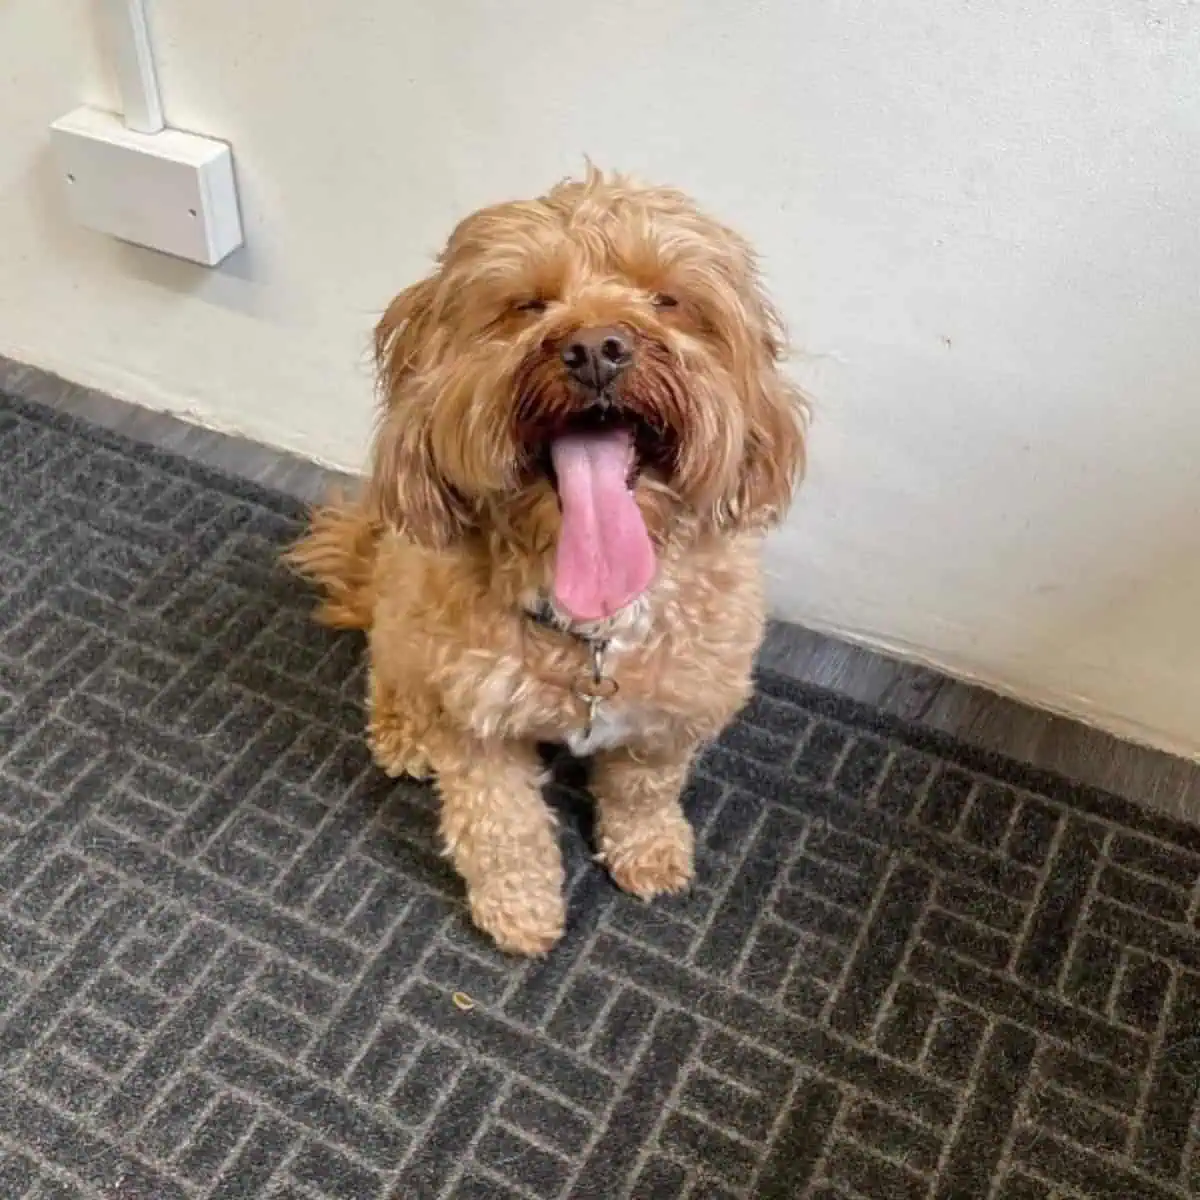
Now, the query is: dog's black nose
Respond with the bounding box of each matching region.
[561,326,633,392]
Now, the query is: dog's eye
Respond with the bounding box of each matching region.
[515,299,548,314]
[653,293,679,309]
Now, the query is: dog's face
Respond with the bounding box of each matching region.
[368,171,805,619]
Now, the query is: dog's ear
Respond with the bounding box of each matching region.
[365,278,472,548]
[723,326,807,533]
[374,277,438,394]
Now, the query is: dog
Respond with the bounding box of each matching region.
[288,170,806,955]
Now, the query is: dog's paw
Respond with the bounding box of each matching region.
[468,878,565,957]
[601,821,695,900]
[381,753,434,782]
[367,730,433,781]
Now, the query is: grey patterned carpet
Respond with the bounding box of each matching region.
[0,390,1198,1200]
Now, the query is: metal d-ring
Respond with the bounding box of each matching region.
[575,640,617,736]
[573,674,620,702]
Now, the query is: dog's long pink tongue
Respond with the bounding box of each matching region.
[550,428,656,621]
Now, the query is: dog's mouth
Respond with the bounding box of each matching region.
[522,398,666,623]
[533,400,674,492]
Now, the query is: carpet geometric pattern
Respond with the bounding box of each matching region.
[1,391,1198,1198]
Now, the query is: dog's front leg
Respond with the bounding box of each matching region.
[591,746,696,900]
[436,740,565,956]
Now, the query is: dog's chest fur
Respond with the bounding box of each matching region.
[465,646,660,751]
[463,602,667,751]
[563,704,640,757]
[393,541,767,757]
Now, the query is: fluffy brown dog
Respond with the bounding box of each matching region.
[289,170,806,955]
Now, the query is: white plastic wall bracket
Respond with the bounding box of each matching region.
[50,0,244,266]
[50,106,244,267]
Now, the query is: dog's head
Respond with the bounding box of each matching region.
[368,169,806,620]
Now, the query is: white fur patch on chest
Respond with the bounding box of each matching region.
[564,703,641,756]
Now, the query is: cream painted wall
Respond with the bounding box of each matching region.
[3,1,1200,754]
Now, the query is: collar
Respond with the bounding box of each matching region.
[523,594,610,648]
[524,594,567,633]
